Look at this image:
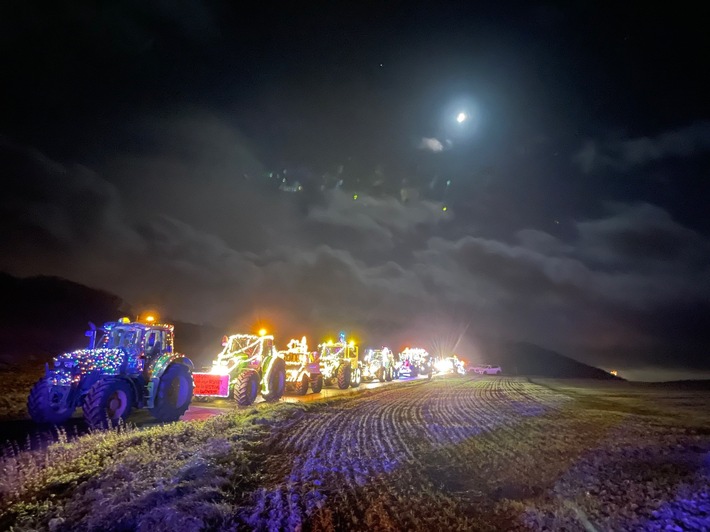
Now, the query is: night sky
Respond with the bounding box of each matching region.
[2,2,709,380]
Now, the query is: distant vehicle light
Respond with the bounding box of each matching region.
[435,359,450,373]
[145,315,155,323]
[258,328,267,337]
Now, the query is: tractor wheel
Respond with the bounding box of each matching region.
[234,369,260,406]
[375,367,385,382]
[83,378,134,429]
[385,367,393,382]
[411,366,419,377]
[310,374,323,394]
[150,364,193,422]
[295,373,309,395]
[28,378,75,425]
[262,357,286,402]
[336,364,351,389]
[350,367,361,388]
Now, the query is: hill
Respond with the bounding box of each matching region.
[0,272,220,365]
[489,341,622,380]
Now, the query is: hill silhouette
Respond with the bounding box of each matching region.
[0,272,219,365]
[489,341,622,380]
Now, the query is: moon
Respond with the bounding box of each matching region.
[456,112,467,123]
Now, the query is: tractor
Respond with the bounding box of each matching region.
[318,334,361,389]
[398,347,432,378]
[192,331,286,406]
[27,316,194,429]
[361,347,396,382]
[434,355,466,375]
[278,336,323,395]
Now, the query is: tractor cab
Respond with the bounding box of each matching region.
[91,317,175,374]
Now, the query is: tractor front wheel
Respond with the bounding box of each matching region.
[83,378,134,429]
[262,357,286,402]
[234,369,260,406]
[336,364,351,389]
[295,373,309,395]
[150,364,193,422]
[310,374,323,394]
[28,378,74,425]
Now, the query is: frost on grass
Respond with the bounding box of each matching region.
[0,403,307,531]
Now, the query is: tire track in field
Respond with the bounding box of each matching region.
[237,377,568,529]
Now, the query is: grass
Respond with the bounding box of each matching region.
[0,363,42,421]
[1,377,709,530]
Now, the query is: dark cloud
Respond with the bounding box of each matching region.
[574,122,710,173]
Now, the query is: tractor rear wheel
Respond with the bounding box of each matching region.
[28,378,74,425]
[234,369,260,406]
[262,357,286,402]
[295,373,309,395]
[310,374,323,394]
[150,364,193,422]
[376,367,385,382]
[83,378,134,429]
[350,367,361,388]
[336,364,351,389]
[385,367,393,381]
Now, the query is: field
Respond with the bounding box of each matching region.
[0,363,42,422]
[1,376,709,531]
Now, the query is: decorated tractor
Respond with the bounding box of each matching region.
[361,347,396,382]
[434,355,466,375]
[318,334,361,389]
[398,347,432,378]
[28,317,194,429]
[278,336,323,395]
[192,331,286,406]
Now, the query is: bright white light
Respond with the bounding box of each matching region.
[456,112,467,123]
[435,359,450,373]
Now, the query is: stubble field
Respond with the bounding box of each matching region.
[1,376,709,531]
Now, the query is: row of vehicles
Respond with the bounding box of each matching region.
[27,318,490,429]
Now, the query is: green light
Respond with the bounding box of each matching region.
[442,206,448,212]
[353,194,358,200]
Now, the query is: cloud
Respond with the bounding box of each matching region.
[574,122,710,173]
[3,136,710,374]
[0,137,141,257]
[308,189,446,241]
[418,137,445,152]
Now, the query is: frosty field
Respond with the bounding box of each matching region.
[1,376,709,531]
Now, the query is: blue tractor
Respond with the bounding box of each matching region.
[27,317,194,429]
